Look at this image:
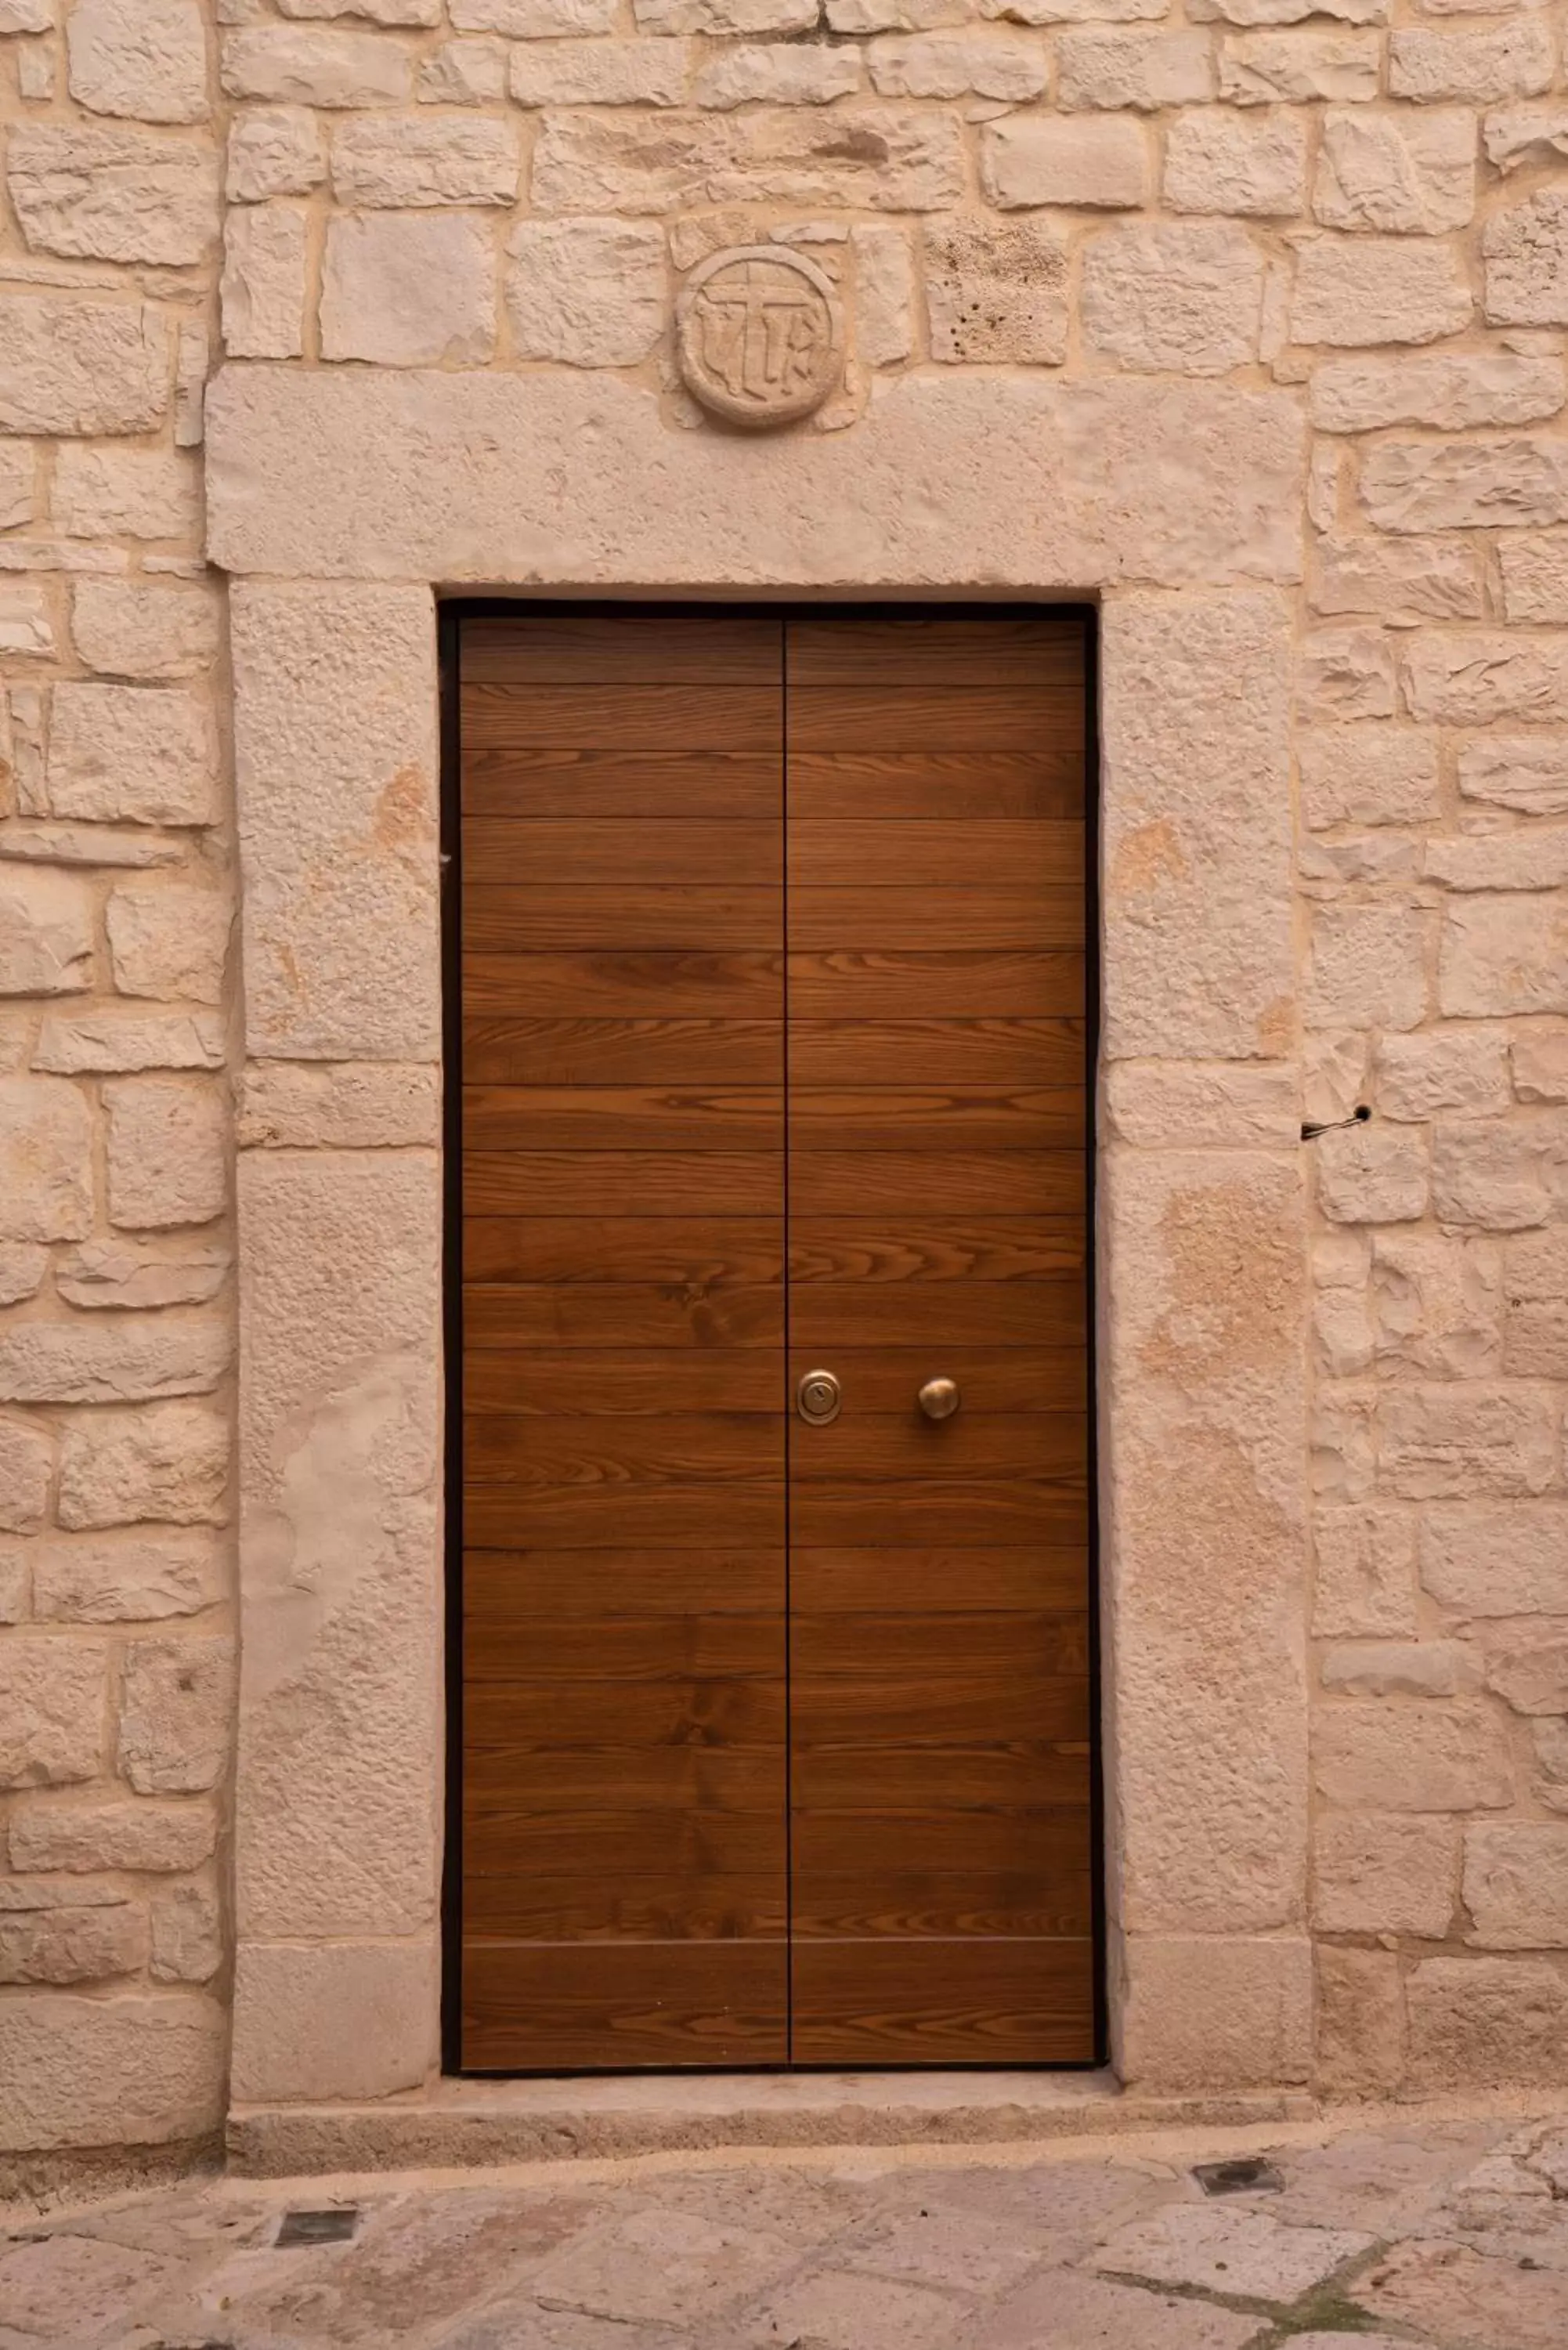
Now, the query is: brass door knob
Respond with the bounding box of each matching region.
[917,1376,961,1422]
[797,1368,841,1426]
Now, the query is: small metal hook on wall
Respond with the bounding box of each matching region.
[1301,1104,1372,1142]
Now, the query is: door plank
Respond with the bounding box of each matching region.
[789,1939,1095,2065]
[462,1942,789,2070]
[788,751,1083,822]
[463,953,783,1017]
[461,682,782,750]
[789,821,1082,891]
[789,1020,1085,1088]
[788,951,1083,1018]
[462,613,781,685]
[464,886,782,953]
[463,1018,782,1086]
[786,616,1086,686]
[467,819,782,888]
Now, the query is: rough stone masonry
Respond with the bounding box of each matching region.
[5,0,1568,2182]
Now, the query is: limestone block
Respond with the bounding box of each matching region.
[104,1077,226,1233]
[506,218,661,368]
[221,201,308,360]
[0,584,53,656]
[238,1060,440,1149]
[1364,440,1568,537]
[1373,1234,1501,1379]
[0,0,51,25]
[0,1077,92,1243]
[1297,726,1440,828]
[1083,219,1263,376]
[1502,1228,1568,1376]
[1118,1936,1312,2092]
[531,107,963,214]
[66,0,208,125]
[1313,107,1474,235]
[33,1531,222,1625]
[1485,103,1568,175]
[1291,236,1472,346]
[1389,22,1554,106]
[0,1991,223,2150]
[1316,1947,1404,2097]
[0,295,166,436]
[1190,0,1381,20]
[0,1321,229,1407]
[1463,1826,1568,1950]
[0,446,34,533]
[1460,738,1568,816]
[1500,530,1568,624]
[1381,1382,1557,1500]
[34,1012,226,1075]
[321,212,496,369]
[1428,830,1568,895]
[1102,1060,1298,1148]
[69,585,219,684]
[1316,1124,1428,1222]
[1091,2204,1373,2298]
[1314,1286,1373,1379]
[1313,1505,1418,1638]
[0,1416,51,1535]
[1218,30,1379,105]
[1310,533,1482,624]
[9,1797,217,1875]
[1440,898,1568,1021]
[0,1246,46,1309]
[1321,1640,1471,1698]
[699,44,864,106]
[851,224,912,365]
[1513,1027,1568,1101]
[58,1239,228,1312]
[49,684,215,824]
[119,1635,234,1795]
[1057,30,1212,109]
[0,1898,147,1986]
[0,871,92,996]
[866,33,1044,99]
[1487,1636,1568,1716]
[107,884,231,1006]
[1164,108,1306,217]
[926,219,1067,367]
[1532,1719,1568,1812]
[206,365,1306,589]
[637,0,810,24]
[458,0,616,24]
[231,1936,438,2100]
[57,1399,229,1531]
[236,1151,441,1939]
[1306,904,1431,1032]
[837,0,969,21]
[7,126,220,266]
[1410,634,1568,726]
[1314,1701,1512,1810]
[1422,1503,1568,1614]
[512,38,688,105]
[226,107,327,201]
[53,448,200,542]
[1436,1115,1564,1231]
[1316,352,1565,433]
[419,38,509,103]
[1375,1032,1511,1122]
[0,1546,26,1622]
[1314,1812,1458,1939]
[981,114,1147,208]
[149,1879,221,1983]
[280,0,440,17]
[331,116,518,208]
[221,27,415,104]
[0,1639,107,1788]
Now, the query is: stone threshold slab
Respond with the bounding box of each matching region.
[227,2072,1318,2178]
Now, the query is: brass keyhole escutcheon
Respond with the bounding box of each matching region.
[797,1368,842,1426]
[918,1376,961,1422]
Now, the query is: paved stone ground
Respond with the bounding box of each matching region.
[5,2109,1568,2350]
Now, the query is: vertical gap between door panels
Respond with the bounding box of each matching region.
[780,614,794,2063]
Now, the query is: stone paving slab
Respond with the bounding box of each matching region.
[2,2104,1566,2350]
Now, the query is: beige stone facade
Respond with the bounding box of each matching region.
[2,0,1568,2176]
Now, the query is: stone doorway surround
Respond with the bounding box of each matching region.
[208,360,1310,2128]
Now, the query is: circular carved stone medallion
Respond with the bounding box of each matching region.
[677,246,844,429]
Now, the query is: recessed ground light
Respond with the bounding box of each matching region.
[276,2207,359,2247]
[1193,2158,1284,2197]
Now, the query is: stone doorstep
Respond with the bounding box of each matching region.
[226,2070,1319,2178]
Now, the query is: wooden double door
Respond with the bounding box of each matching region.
[455,609,1095,2071]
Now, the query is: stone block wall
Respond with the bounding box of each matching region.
[7,0,1568,2164]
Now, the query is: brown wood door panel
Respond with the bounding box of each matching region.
[463,952,784,1018]
[789,1021,1086,1089]
[464,1153,783,1217]
[788,1218,1085,1283]
[786,1282,1085,1350]
[792,1546,1092,1614]
[786,615,1087,687]
[464,886,782,953]
[464,1284,782,1350]
[789,1940,1095,2066]
[464,1873,788,1942]
[788,1150,1086,1218]
[462,1943,789,2071]
[788,1350,1089,1419]
[784,1091,1086,1151]
[788,684,1085,756]
[463,1019,782,1086]
[789,889,1086,953]
[466,819,782,888]
[464,1351,785,1415]
[461,682,782,750]
[464,1086,786,1154]
[464,1548,788,1621]
[468,1214,783,1285]
[788,752,1085,822]
[788,821,1083,891]
[462,748,782,819]
[463,613,782,685]
[788,950,1084,1018]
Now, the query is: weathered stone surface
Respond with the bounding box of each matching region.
[1361,2238,1568,2350]
[0,1415,52,1536]
[1298,726,1439,828]
[1461,738,1568,817]
[238,1061,440,1149]
[1500,531,1568,624]
[1315,352,1565,433]
[0,1897,147,1986]
[507,218,662,367]
[1486,191,1568,329]
[1307,905,1431,1032]
[1512,1026,1568,1101]
[67,0,209,125]
[1314,1390,1383,1509]
[1440,898,1568,1021]
[532,108,963,213]
[1292,235,1472,345]
[1364,440,1568,535]
[1383,1382,1558,1501]
[699,42,866,106]
[459,0,616,24]
[1427,830,1568,895]
[0,1992,223,2150]
[1411,634,1568,726]
[1465,1825,1568,1950]
[1316,1125,1429,1224]
[226,106,326,201]
[0,1638,107,1788]
[0,870,93,997]
[971,2269,1268,2350]
[1314,1810,1458,1936]
[322,212,496,367]
[57,1398,229,1530]
[1094,2199,1371,2299]
[332,115,518,206]
[1102,1061,1297,1149]
[1502,1229,1568,1376]
[58,1238,228,1312]
[1375,1032,1511,1123]
[0,583,54,656]
[1487,1638,1568,1719]
[1102,595,1291,1058]
[1313,107,1472,236]
[1057,29,1212,110]
[1124,1932,1308,2095]
[981,114,1147,208]
[8,1796,218,1875]
[869,32,1042,101]
[1389,22,1554,106]
[1219,29,1379,105]
[0,1321,229,1407]
[279,0,442,18]
[49,684,215,822]
[1314,1703,1513,1812]
[927,219,1068,366]
[1434,1116,1566,1231]
[851,224,913,364]
[107,884,231,1006]
[511,37,684,104]
[221,200,308,359]
[1317,1946,1404,2098]
[69,585,219,684]
[1321,1640,1471,1698]
[104,1076,226,1231]
[0,1076,92,1242]
[1311,532,1481,624]
[1372,1235,1501,1380]
[7,126,220,266]
[53,446,199,543]
[0,1245,47,1309]
[1410,1958,1568,2094]
[222,27,415,105]
[1086,219,1265,375]
[0,295,166,436]
[34,1011,226,1075]
[150,1878,222,1983]
[1313,1506,1418,1638]
[230,1936,439,2100]
[206,366,1307,589]
[1486,103,1568,177]
[33,1531,222,1624]
[231,584,437,1059]
[119,1635,235,1794]
[1165,107,1305,217]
